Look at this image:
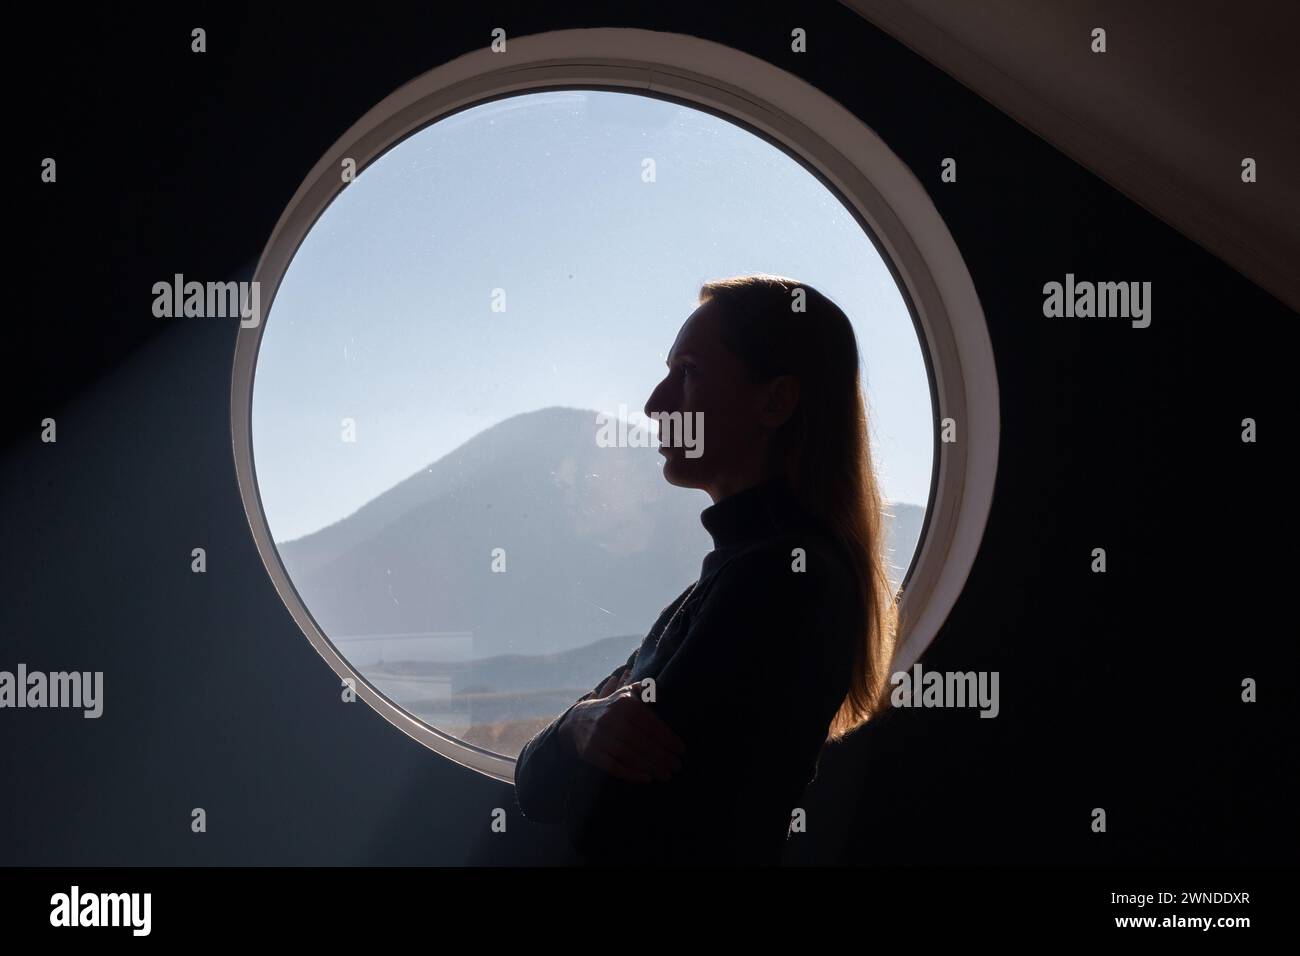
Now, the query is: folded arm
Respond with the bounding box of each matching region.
[513,648,638,823]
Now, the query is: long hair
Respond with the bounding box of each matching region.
[697,274,900,738]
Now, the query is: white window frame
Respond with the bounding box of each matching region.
[230,27,999,783]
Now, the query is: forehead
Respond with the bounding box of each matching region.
[668,300,724,357]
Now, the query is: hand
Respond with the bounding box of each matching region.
[594,667,630,698]
[562,678,686,784]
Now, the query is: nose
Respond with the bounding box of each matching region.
[644,374,669,420]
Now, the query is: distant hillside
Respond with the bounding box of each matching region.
[364,632,644,758]
[381,632,639,693]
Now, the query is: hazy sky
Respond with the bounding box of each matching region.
[253,89,933,542]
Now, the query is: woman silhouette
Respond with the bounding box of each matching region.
[515,274,899,865]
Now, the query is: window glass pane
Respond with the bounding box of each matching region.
[251,89,933,757]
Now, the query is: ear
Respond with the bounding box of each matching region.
[758,374,800,428]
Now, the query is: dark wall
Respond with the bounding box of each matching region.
[4,1,1294,865]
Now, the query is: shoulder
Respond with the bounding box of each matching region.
[730,527,855,582]
[683,532,860,690]
[701,531,857,610]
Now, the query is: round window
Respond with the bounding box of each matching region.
[231,30,997,781]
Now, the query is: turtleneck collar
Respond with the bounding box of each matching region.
[698,476,809,568]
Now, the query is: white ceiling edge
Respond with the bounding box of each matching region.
[840,0,1300,313]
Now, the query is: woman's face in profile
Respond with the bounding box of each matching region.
[644,300,777,500]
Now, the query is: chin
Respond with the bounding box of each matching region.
[660,454,708,491]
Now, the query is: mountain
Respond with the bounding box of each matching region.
[276,406,711,661]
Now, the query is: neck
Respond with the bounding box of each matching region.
[696,475,808,580]
[706,464,781,504]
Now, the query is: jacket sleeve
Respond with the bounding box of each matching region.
[513,647,639,823]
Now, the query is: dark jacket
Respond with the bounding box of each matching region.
[513,476,862,865]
